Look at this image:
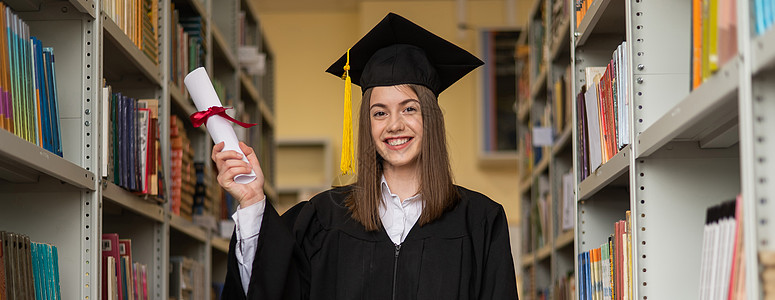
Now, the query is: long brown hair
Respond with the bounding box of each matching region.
[345,84,459,231]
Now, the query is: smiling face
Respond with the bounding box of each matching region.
[369,85,424,171]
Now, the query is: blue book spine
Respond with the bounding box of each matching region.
[34,38,51,154]
[52,245,61,300]
[43,48,62,157]
[129,97,136,191]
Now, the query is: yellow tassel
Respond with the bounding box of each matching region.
[340,48,354,176]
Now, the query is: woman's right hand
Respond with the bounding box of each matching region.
[211,141,265,208]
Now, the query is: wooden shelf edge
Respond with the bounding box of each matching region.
[521,251,535,267]
[211,24,238,70]
[530,68,547,99]
[211,236,230,254]
[552,126,573,156]
[550,16,571,61]
[259,99,276,128]
[536,244,552,261]
[103,182,165,222]
[578,144,630,200]
[554,230,574,249]
[239,71,260,105]
[169,213,208,243]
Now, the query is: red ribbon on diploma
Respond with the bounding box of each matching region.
[189,106,257,128]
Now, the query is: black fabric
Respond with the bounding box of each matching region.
[325,13,484,96]
[222,186,519,300]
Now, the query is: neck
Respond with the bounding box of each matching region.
[382,162,420,202]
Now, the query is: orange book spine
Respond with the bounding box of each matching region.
[692,0,703,89]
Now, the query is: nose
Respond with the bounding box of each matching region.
[386,114,405,133]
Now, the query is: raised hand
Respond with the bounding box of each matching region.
[211,141,265,208]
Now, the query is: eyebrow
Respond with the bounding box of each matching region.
[370,99,420,110]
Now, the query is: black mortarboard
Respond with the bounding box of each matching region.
[326,12,484,96]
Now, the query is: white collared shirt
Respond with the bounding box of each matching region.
[231,197,266,296]
[378,175,423,245]
[230,177,423,295]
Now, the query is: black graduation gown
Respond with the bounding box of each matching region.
[221,185,519,300]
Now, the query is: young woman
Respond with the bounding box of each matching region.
[212,13,518,300]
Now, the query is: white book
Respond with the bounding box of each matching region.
[621,41,629,147]
[584,81,603,172]
[102,85,111,177]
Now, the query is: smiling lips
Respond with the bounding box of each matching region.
[385,137,413,149]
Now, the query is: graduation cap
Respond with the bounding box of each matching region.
[327,12,483,184]
[326,12,483,96]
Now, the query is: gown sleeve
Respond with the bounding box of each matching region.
[221,200,313,300]
[479,205,519,300]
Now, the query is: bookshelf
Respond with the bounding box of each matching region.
[0,0,275,298]
[518,0,574,298]
[569,0,775,298]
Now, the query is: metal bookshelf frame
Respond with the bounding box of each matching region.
[569,0,775,298]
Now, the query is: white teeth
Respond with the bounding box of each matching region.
[387,138,410,146]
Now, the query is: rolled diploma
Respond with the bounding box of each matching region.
[185,67,256,184]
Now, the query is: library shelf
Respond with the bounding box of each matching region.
[259,97,276,129]
[551,126,573,156]
[240,0,259,20]
[0,129,95,190]
[211,236,230,254]
[173,0,207,19]
[533,155,550,178]
[530,68,547,100]
[169,82,193,114]
[753,26,775,74]
[517,98,531,122]
[521,251,536,267]
[102,182,165,222]
[519,176,532,195]
[170,213,208,243]
[240,71,261,105]
[212,24,238,71]
[535,244,552,262]
[578,144,630,200]
[574,0,625,48]
[550,15,570,62]
[554,230,574,249]
[636,58,741,157]
[102,15,162,86]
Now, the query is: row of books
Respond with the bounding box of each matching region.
[691,0,738,90]
[550,0,570,43]
[698,197,745,299]
[169,4,206,94]
[576,41,630,181]
[169,256,205,300]
[101,82,164,198]
[754,0,775,35]
[101,233,150,300]
[763,251,775,299]
[1,3,63,156]
[1,231,61,300]
[529,3,546,82]
[170,115,196,220]
[554,271,576,300]
[578,210,632,300]
[549,66,573,135]
[574,0,597,28]
[101,0,159,64]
